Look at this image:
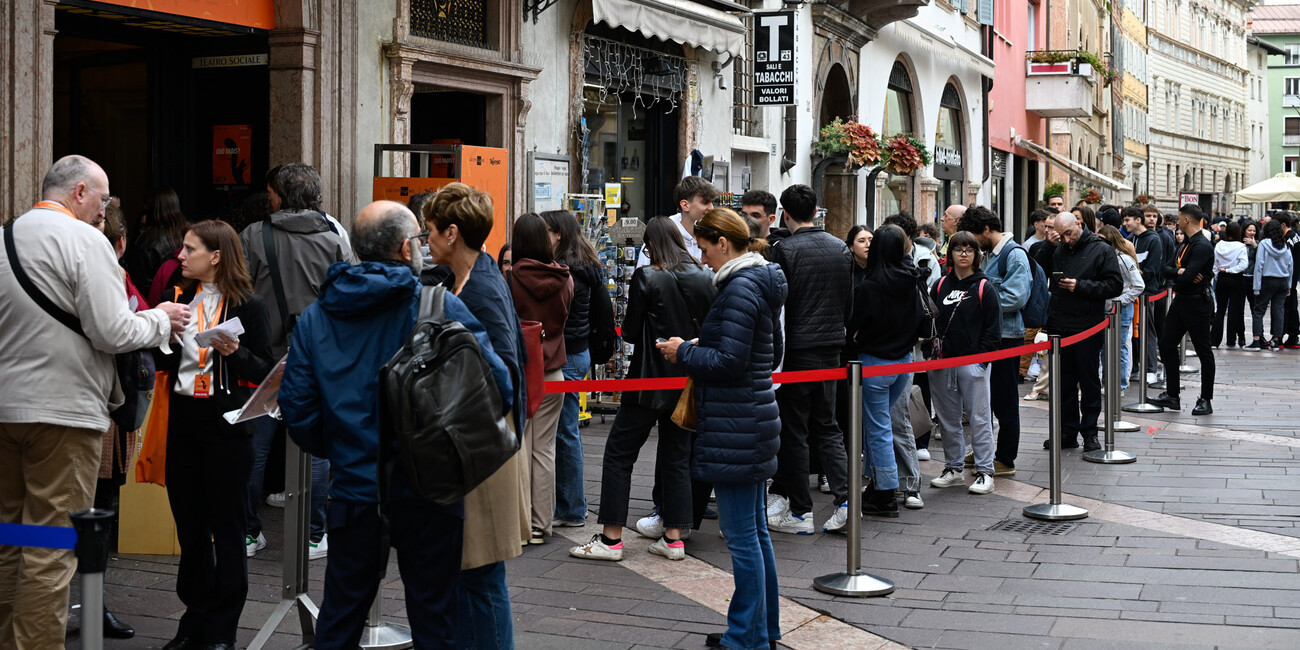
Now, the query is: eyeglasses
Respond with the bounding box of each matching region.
[84,185,115,210]
[951,248,976,257]
[410,231,429,246]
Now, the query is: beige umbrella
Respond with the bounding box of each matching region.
[1235,172,1300,202]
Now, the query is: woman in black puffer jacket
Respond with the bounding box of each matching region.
[659,208,786,650]
[541,210,611,527]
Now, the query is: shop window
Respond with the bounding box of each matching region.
[881,61,916,220]
[1286,157,1299,175]
[410,0,490,48]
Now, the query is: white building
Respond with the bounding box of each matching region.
[1245,34,1282,219]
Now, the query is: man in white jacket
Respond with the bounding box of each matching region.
[0,155,190,647]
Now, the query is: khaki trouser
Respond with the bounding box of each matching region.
[0,422,102,649]
[1020,328,1042,376]
[521,370,565,537]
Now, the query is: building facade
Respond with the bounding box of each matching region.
[1249,5,1300,187]
[1148,0,1252,216]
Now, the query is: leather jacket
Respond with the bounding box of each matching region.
[622,257,717,410]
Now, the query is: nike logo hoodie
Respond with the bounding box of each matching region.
[930,270,1004,359]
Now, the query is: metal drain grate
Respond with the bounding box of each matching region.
[987,519,1079,536]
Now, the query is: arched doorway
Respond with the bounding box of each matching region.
[879,60,917,222]
[933,82,966,221]
[815,62,856,238]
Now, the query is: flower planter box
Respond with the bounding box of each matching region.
[1025,69,1095,118]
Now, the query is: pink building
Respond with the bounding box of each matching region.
[989,0,1049,238]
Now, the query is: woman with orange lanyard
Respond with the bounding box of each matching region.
[154,220,273,650]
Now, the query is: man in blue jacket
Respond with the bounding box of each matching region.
[961,205,1031,476]
[279,201,509,649]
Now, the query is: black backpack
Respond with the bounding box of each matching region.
[378,285,518,506]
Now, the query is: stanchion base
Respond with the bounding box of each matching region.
[813,572,895,597]
[1122,402,1164,414]
[1083,449,1137,464]
[1113,419,1141,432]
[360,622,414,650]
[1178,366,1198,374]
[1023,502,1089,521]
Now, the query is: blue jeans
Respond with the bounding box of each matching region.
[1120,302,1134,391]
[457,561,513,650]
[713,482,781,650]
[859,352,911,491]
[246,417,328,541]
[554,348,590,523]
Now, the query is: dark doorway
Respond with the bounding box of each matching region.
[411,91,488,146]
[815,63,856,238]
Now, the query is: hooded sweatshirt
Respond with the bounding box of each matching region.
[510,258,574,371]
[849,262,925,360]
[931,270,1003,359]
[1214,240,1249,275]
[1254,239,1295,293]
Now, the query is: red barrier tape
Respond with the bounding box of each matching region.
[544,319,1109,394]
[1147,290,1169,302]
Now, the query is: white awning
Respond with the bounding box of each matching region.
[1014,137,1133,193]
[593,0,747,59]
[895,20,995,79]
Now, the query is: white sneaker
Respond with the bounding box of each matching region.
[930,468,965,488]
[648,536,686,561]
[818,474,831,494]
[245,532,266,558]
[767,510,814,535]
[903,491,925,509]
[634,513,665,539]
[570,535,623,561]
[969,473,995,495]
[822,504,850,533]
[916,448,932,461]
[1146,372,1158,385]
[265,492,286,508]
[765,493,790,519]
[308,534,328,560]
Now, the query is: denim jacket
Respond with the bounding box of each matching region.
[981,234,1032,339]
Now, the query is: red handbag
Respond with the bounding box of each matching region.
[520,320,545,418]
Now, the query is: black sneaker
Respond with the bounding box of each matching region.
[1043,437,1080,449]
[1246,340,1264,350]
[1082,435,1101,452]
[706,632,778,650]
[1192,398,1213,416]
[1148,392,1181,410]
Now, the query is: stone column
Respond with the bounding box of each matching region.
[268,0,359,225]
[2,1,56,215]
[917,175,940,224]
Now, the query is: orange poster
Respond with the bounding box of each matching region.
[212,125,251,186]
[372,177,457,204]
[94,0,275,30]
[459,146,510,258]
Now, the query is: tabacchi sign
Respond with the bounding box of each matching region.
[753,11,795,106]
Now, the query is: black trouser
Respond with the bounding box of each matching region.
[1211,273,1247,346]
[1254,277,1290,341]
[990,337,1022,466]
[165,395,253,645]
[1147,294,1167,375]
[316,499,463,649]
[599,401,694,530]
[1286,274,1300,338]
[1159,292,1216,401]
[770,348,849,512]
[1057,331,1103,443]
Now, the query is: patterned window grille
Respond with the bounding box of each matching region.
[410,0,489,48]
[733,14,758,137]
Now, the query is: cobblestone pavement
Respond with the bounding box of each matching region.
[68,344,1300,649]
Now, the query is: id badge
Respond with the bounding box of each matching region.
[194,373,212,399]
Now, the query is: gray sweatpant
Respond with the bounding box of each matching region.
[931,364,995,475]
[889,374,922,492]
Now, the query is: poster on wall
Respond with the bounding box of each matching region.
[528,152,570,213]
[212,125,252,186]
[753,11,795,106]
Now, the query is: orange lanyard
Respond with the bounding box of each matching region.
[34,201,77,219]
[195,294,226,368]
[454,270,471,296]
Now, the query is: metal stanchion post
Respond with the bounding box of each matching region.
[71,509,114,650]
[1086,307,1137,464]
[360,594,413,649]
[1112,304,1141,432]
[1124,297,1164,414]
[250,437,320,650]
[814,361,894,597]
[1178,333,1198,374]
[1024,335,1089,520]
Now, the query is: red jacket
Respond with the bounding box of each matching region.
[510,258,573,372]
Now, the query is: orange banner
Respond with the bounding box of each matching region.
[94,0,275,30]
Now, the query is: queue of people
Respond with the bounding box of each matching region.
[3,153,1280,650]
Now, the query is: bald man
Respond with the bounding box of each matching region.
[1032,212,1123,452]
[279,201,509,648]
[1,155,189,646]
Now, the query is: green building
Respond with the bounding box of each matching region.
[1252,6,1300,178]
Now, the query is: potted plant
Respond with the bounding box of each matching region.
[816,118,883,170]
[815,118,852,157]
[880,133,931,176]
[1080,187,1103,204]
[1043,182,1066,203]
[1135,193,1153,204]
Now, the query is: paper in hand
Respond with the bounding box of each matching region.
[196,317,245,348]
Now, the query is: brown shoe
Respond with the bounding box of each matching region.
[993,460,1016,477]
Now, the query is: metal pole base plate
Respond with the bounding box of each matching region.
[360,622,413,650]
[1083,449,1137,464]
[813,572,895,597]
[1113,419,1140,431]
[1123,402,1164,413]
[1023,502,1089,521]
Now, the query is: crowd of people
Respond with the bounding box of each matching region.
[3,154,1296,650]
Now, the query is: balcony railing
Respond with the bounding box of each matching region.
[1284,133,1300,146]
[1284,94,1300,108]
